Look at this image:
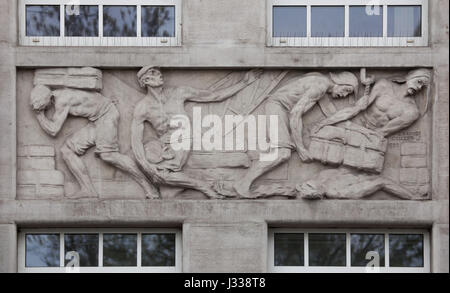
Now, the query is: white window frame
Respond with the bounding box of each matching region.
[267,0,428,47]
[18,228,182,273]
[19,0,182,46]
[268,228,431,273]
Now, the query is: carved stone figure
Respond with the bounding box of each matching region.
[311,68,431,147]
[131,66,263,199]
[298,68,431,200]
[30,82,158,199]
[297,167,421,200]
[229,72,359,198]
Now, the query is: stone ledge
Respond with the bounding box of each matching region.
[1,199,446,226]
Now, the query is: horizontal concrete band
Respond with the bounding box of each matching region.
[0,199,447,227]
[13,46,445,68]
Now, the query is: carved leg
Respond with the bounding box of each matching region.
[99,152,160,199]
[326,176,413,200]
[381,179,414,200]
[162,172,224,199]
[60,144,98,198]
[232,148,291,198]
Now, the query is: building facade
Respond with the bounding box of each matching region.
[0,0,448,273]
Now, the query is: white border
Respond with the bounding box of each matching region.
[18,228,182,273]
[19,0,182,46]
[268,228,431,273]
[267,0,429,47]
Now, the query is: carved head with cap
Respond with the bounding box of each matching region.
[137,66,164,88]
[30,85,53,112]
[329,71,359,99]
[405,68,431,96]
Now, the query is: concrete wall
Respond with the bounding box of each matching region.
[0,0,448,273]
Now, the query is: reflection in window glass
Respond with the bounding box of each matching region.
[25,234,60,267]
[389,234,424,267]
[65,5,99,37]
[274,233,304,266]
[142,234,176,266]
[142,6,175,37]
[64,234,99,267]
[351,234,385,267]
[309,234,346,266]
[273,6,307,38]
[388,6,422,37]
[26,5,60,36]
[103,6,137,37]
[350,6,383,37]
[103,234,137,266]
[311,6,345,37]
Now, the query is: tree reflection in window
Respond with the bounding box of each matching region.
[103,234,137,266]
[274,233,304,266]
[389,234,424,267]
[26,5,60,36]
[351,234,385,267]
[388,6,422,37]
[142,234,176,266]
[309,233,346,266]
[142,6,175,37]
[311,6,345,37]
[25,234,60,267]
[65,5,99,37]
[103,6,137,37]
[64,234,99,267]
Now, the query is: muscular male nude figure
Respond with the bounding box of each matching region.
[131,66,263,199]
[312,69,431,139]
[31,85,158,199]
[231,72,359,198]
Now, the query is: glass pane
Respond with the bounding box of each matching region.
[350,6,383,37]
[273,6,307,38]
[351,234,385,267]
[142,234,176,266]
[389,234,424,267]
[26,5,60,37]
[388,6,422,37]
[274,233,304,266]
[65,5,99,37]
[311,6,345,37]
[103,6,137,37]
[103,234,137,267]
[64,234,99,267]
[25,234,60,267]
[309,233,346,266]
[142,6,175,37]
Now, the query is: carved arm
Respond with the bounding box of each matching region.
[35,106,69,137]
[313,92,376,133]
[289,88,327,162]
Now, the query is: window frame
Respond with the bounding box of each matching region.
[267,0,429,47]
[19,0,182,46]
[18,228,182,273]
[268,228,430,273]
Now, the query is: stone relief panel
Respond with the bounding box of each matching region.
[16,67,432,201]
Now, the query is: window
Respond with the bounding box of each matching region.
[268,0,428,47]
[18,229,182,273]
[19,0,181,46]
[269,229,430,273]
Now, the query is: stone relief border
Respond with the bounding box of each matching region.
[21,66,432,201]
